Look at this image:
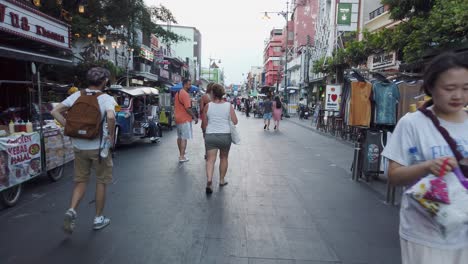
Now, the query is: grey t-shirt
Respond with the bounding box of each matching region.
[263,100,273,113]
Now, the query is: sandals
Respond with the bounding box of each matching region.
[219,182,228,187]
[206,181,213,195]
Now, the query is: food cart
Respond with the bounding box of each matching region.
[0,80,74,207]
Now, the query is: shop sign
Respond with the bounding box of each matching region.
[325,85,342,111]
[159,68,169,79]
[369,52,396,70]
[0,133,41,192]
[172,74,181,84]
[0,0,70,50]
[337,3,352,26]
[150,34,159,50]
[140,45,154,62]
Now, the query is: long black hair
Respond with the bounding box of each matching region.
[275,96,282,109]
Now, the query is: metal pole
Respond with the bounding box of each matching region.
[283,1,290,117]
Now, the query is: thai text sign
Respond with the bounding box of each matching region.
[0,0,70,50]
[0,132,42,192]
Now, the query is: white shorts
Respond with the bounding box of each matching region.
[401,239,468,264]
[176,122,192,140]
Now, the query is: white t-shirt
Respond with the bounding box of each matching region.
[382,109,468,249]
[62,89,117,150]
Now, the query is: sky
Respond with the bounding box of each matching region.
[145,0,288,85]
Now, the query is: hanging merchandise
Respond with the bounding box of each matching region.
[373,82,400,125]
[349,82,372,127]
[397,80,423,121]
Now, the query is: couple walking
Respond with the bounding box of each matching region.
[175,81,238,194]
[263,95,283,130]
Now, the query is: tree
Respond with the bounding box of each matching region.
[381,0,435,20]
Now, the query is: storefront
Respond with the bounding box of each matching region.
[0,0,74,206]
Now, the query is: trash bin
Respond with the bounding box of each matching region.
[362,129,384,180]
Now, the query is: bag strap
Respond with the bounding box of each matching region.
[418,100,467,176]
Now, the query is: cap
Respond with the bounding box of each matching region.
[86,67,110,83]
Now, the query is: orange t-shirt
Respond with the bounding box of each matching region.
[174,89,192,124]
[349,82,372,127]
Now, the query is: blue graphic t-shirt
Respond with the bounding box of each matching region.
[382,110,468,249]
[373,82,400,125]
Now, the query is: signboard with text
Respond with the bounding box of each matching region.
[0,133,42,192]
[0,0,71,50]
[337,3,352,26]
[325,85,342,111]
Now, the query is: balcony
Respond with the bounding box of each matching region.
[365,5,393,33]
[369,5,387,20]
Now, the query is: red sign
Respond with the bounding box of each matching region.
[150,34,159,50]
[0,0,70,49]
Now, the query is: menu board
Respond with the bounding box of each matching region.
[44,128,74,171]
[0,133,42,191]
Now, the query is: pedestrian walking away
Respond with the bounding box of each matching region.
[245,98,251,117]
[51,67,117,234]
[200,82,214,159]
[382,52,468,264]
[175,79,199,163]
[263,95,273,130]
[201,84,238,195]
[272,96,282,130]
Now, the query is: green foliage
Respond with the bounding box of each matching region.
[381,0,435,20]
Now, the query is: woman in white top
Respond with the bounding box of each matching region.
[201,84,238,194]
[382,52,468,264]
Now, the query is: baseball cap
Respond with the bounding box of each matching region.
[86,67,110,83]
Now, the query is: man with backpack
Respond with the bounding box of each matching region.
[51,67,117,234]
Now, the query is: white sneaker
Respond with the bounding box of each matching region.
[179,157,189,163]
[93,216,110,230]
[63,208,77,234]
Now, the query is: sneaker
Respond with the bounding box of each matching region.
[93,216,111,230]
[150,137,160,142]
[179,157,190,163]
[63,208,77,234]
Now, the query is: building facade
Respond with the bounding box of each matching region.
[263,29,284,88]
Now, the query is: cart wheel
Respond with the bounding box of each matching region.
[1,184,22,207]
[48,165,64,182]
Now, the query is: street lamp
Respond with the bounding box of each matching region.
[208,57,221,83]
[125,47,134,87]
[111,41,121,67]
[263,1,291,117]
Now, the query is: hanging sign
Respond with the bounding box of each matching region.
[0,0,71,50]
[337,3,352,26]
[325,85,342,111]
[0,132,42,192]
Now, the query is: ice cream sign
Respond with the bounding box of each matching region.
[325,85,342,111]
[0,0,71,50]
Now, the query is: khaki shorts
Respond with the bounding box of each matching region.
[73,148,113,184]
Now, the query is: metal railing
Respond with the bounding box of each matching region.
[369,5,386,20]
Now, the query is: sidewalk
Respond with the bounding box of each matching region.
[285,116,402,204]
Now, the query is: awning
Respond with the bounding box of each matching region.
[130,71,159,82]
[0,46,72,66]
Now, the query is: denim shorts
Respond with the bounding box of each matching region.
[263,112,272,120]
[176,122,193,140]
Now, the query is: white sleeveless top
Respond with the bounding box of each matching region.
[206,102,231,134]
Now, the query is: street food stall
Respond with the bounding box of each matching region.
[0,81,74,207]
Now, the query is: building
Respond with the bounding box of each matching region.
[163,25,202,82]
[201,66,224,84]
[360,1,400,72]
[263,29,284,89]
[247,66,263,95]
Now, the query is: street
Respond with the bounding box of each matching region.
[0,114,401,264]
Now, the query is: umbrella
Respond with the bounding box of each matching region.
[170,82,199,92]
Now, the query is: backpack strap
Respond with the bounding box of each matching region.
[418,100,467,176]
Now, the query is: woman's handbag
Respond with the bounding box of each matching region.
[229,116,240,145]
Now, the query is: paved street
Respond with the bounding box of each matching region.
[0,114,401,264]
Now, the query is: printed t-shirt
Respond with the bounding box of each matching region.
[349,82,372,127]
[397,81,423,121]
[382,110,468,249]
[174,89,192,124]
[373,82,400,125]
[62,89,117,150]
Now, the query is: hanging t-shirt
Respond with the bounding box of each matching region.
[349,82,372,127]
[382,110,468,249]
[373,82,400,125]
[397,81,423,121]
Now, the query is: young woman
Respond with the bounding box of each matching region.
[201,84,238,194]
[272,96,282,130]
[382,52,468,264]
